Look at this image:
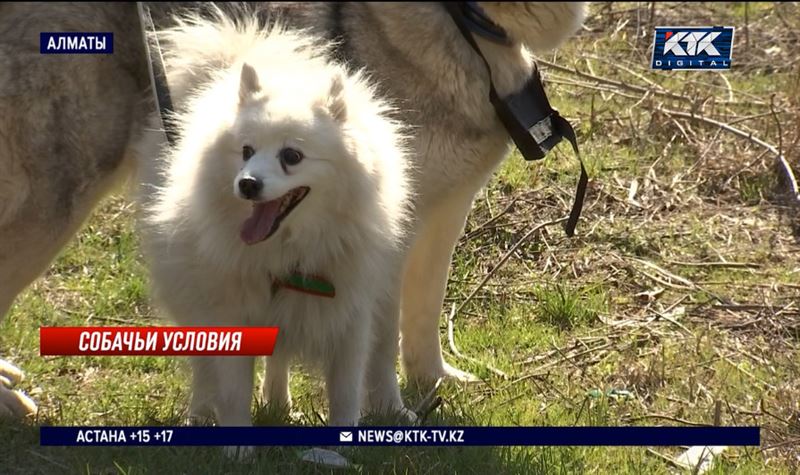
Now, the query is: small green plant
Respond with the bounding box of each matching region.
[534,284,605,330]
[737,173,775,205]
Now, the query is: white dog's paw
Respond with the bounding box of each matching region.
[0,359,37,419]
[224,444,255,461]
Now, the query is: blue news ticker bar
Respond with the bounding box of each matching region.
[40,426,761,447]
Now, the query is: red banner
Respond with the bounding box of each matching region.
[39,327,279,356]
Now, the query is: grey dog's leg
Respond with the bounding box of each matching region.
[0,2,148,418]
[0,285,36,417]
[0,158,131,420]
[0,359,36,418]
[400,186,480,386]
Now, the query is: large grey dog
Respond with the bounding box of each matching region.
[0,2,587,418]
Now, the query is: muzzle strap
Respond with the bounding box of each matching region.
[443,2,588,237]
[553,114,589,237]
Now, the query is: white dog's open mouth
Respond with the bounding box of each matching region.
[240,186,310,245]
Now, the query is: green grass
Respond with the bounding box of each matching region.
[534,284,606,330]
[2,2,800,473]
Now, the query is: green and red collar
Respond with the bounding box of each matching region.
[273,273,336,299]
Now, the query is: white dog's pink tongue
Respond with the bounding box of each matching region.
[240,199,281,245]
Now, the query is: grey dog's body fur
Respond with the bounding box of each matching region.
[0,2,586,417]
[293,2,587,383]
[0,2,148,302]
[0,2,152,416]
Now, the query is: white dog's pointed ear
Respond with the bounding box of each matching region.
[327,73,347,122]
[239,63,261,103]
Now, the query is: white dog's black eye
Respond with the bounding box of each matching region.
[242,145,255,161]
[279,147,304,166]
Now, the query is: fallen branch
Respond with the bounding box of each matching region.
[454,216,568,317]
[625,413,710,427]
[538,57,799,204]
[461,196,520,242]
[645,448,685,469]
[666,260,762,269]
[537,57,757,106]
[413,377,444,418]
[657,107,800,204]
[446,303,508,379]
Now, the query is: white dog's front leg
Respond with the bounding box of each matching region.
[364,292,416,423]
[325,324,369,427]
[262,348,291,412]
[400,187,480,386]
[186,356,217,425]
[212,355,256,459]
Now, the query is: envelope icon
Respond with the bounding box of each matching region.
[339,431,353,442]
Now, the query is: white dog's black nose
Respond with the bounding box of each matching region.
[238,177,262,200]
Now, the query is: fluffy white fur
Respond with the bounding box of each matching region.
[137,12,413,455]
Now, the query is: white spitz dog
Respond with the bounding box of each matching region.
[138,12,413,447]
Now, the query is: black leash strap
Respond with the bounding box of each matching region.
[461,1,512,46]
[329,3,350,65]
[554,115,589,237]
[443,3,588,237]
[137,2,179,148]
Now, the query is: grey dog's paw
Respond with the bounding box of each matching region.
[0,359,23,386]
[405,358,479,389]
[0,359,37,419]
[441,361,479,383]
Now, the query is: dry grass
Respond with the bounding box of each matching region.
[445,1,800,469]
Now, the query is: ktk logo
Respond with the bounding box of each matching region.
[662,31,721,56]
[651,26,734,71]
